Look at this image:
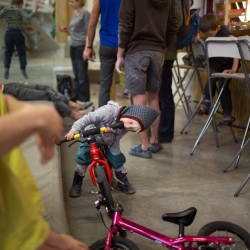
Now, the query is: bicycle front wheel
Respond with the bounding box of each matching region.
[89,237,139,250]
[95,163,114,207]
[197,221,250,249]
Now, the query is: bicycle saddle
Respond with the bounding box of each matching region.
[162,207,197,226]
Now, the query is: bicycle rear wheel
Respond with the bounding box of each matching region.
[89,237,139,250]
[197,221,250,249]
[95,163,114,207]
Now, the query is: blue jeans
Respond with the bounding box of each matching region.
[70,45,90,102]
[4,29,27,70]
[158,60,175,141]
[99,44,117,107]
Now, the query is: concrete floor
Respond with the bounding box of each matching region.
[1,57,250,249]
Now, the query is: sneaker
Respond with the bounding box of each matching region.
[149,142,162,153]
[76,100,94,110]
[129,145,152,158]
[4,68,9,79]
[219,116,236,126]
[196,106,209,115]
[21,69,28,79]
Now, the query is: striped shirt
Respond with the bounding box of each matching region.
[0,6,35,29]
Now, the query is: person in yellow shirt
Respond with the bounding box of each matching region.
[0,93,89,250]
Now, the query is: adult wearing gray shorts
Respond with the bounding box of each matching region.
[116,0,179,158]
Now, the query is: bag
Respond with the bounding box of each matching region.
[177,0,201,50]
[56,74,73,97]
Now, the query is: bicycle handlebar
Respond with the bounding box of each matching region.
[57,121,124,146]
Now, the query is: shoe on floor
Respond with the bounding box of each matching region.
[149,142,162,153]
[196,106,209,115]
[129,145,152,158]
[219,116,236,126]
[4,68,9,79]
[21,69,28,79]
[115,171,135,194]
[69,171,84,197]
[76,100,94,110]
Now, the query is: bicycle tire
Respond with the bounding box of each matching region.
[89,237,139,250]
[197,221,250,249]
[95,163,114,207]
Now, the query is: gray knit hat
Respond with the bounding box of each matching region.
[119,105,160,132]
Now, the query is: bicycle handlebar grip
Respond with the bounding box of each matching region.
[81,127,101,137]
[57,137,69,146]
[108,121,124,130]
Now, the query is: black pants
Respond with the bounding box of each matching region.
[204,67,232,113]
[4,29,27,70]
[70,45,90,102]
[158,60,175,141]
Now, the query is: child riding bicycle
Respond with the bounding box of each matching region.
[65,100,160,196]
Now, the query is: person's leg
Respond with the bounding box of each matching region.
[73,45,90,102]
[105,143,135,194]
[158,60,175,142]
[99,44,117,107]
[197,68,219,115]
[4,30,15,79]
[70,142,92,197]
[146,51,162,152]
[124,51,153,158]
[70,46,79,102]
[14,31,28,78]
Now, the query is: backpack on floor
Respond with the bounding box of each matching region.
[177,0,201,50]
[56,74,73,98]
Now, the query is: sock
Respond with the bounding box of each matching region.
[223,112,232,118]
[204,101,211,110]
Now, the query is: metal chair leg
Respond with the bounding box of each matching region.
[234,174,250,197]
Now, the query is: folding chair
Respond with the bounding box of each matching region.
[172,51,195,120]
[190,37,244,155]
[222,37,250,196]
[180,39,206,134]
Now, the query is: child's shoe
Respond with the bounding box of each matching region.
[129,145,152,158]
[4,68,9,79]
[69,171,84,197]
[115,171,135,194]
[21,69,28,79]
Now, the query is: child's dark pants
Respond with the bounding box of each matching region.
[4,29,27,70]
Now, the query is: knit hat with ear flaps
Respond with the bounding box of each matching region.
[120,105,160,132]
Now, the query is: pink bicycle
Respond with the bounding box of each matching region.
[89,204,250,250]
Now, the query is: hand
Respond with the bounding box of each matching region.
[39,230,89,250]
[222,68,237,74]
[104,127,114,133]
[32,105,63,164]
[65,131,75,140]
[115,56,125,75]
[83,47,96,62]
[58,25,68,33]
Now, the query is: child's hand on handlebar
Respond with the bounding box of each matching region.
[65,131,75,140]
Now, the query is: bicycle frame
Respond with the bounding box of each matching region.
[104,207,235,250]
[88,141,113,190]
